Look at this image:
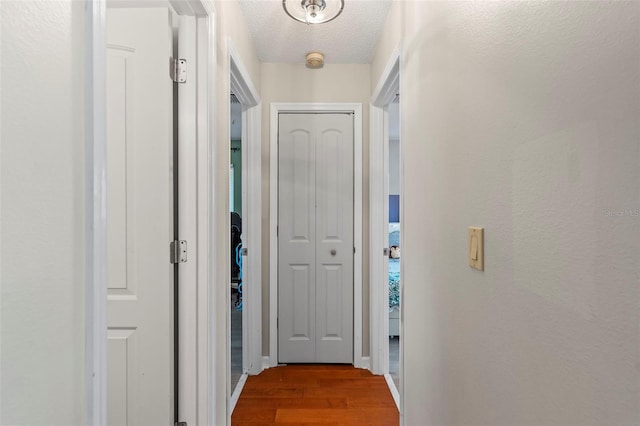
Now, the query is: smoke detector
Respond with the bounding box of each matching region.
[306,52,324,68]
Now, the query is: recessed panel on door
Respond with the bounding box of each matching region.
[291,265,312,340]
[291,130,313,241]
[107,45,137,295]
[107,328,138,426]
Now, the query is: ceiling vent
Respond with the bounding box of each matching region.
[230,93,240,104]
[392,93,400,104]
[306,51,324,68]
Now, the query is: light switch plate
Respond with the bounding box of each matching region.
[468,227,484,270]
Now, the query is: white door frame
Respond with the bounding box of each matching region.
[227,38,262,409]
[84,1,218,425]
[369,44,402,407]
[85,1,108,423]
[269,103,364,368]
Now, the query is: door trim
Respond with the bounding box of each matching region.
[369,44,402,409]
[85,1,108,424]
[85,1,217,425]
[269,103,364,368]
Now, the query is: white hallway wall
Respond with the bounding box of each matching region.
[371,1,640,425]
[1,1,87,424]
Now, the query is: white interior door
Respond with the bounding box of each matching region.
[106,8,175,425]
[278,113,354,363]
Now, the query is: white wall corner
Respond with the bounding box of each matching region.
[359,356,371,371]
[262,356,272,371]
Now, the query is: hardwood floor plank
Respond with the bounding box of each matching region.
[302,385,389,399]
[230,407,277,423]
[315,378,389,387]
[274,408,398,423]
[235,397,348,410]
[240,387,305,398]
[346,396,397,408]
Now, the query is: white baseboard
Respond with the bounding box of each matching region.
[262,355,370,371]
[230,373,248,413]
[384,373,400,410]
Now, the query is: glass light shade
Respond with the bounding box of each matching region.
[282,0,345,24]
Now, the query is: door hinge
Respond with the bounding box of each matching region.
[241,247,248,256]
[170,58,187,83]
[383,247,390,256]
[170,240,187,264]
[354,246,356,254]
[175,422,187,426]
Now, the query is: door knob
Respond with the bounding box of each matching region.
[330,249,336,256]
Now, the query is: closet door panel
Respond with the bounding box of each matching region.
[278,116,316,362]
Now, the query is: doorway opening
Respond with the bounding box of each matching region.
[230,92,243,392]
[269,103,364,368]
[387,100,401,392]
[88,1,218,424]
[369,45,402,411]
[277,112,355,364]
[227,41,262,416]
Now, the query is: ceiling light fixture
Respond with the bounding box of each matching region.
[282,0,344,25]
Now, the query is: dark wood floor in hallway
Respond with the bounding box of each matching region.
[232,364,399,425]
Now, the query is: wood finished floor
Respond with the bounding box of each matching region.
[231,364,399,425]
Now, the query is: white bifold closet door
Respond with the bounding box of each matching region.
[278,113,354,364]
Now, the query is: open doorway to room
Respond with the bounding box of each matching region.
[387,99,401,391]
[227,42,262,417]
[230,92,243,392]
[370,45,402,410]
[87,0,223,422]
[100,3,218,424]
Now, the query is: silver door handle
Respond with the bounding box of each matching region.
[330,249,336,256]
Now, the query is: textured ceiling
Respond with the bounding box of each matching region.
[238,0,392,64]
